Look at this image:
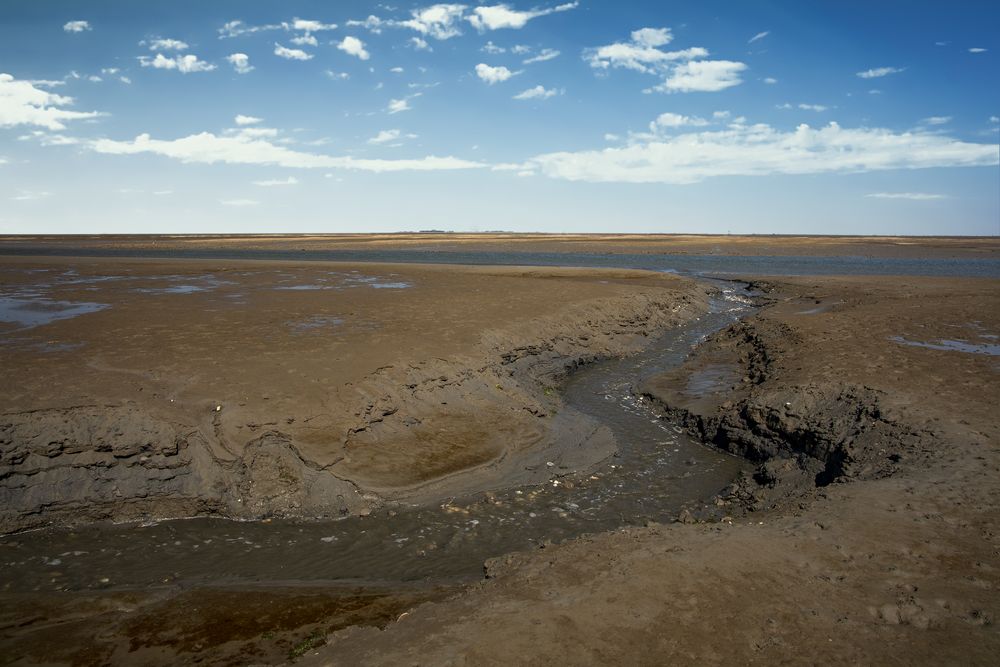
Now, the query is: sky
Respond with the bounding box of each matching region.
[1,0,998,235]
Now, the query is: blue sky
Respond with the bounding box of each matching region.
[1,0,998,235]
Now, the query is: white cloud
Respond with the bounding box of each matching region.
[652,112,709,127]
[387,95,419,114]
[482,41,505,54]
[90,131,486,173]
[520,118,1000,184]
[857,66,904,79]
[0,73,104,130]
[398,4,467,40]
[968,47,987,53]
[922,116,951,125]
[748,31,769,44]
[220,199,259,206]
[347,16,385,33]
[409,36,432,51]
[763,77,777,84]
[467,2,578,31]
[511,44,531,55]
[523,48,560,64]
[390,67,404,73]
[990,116,999,123]
[585,28,740,94]
[88,75,102,83]
[274,43,312,60]
[148,38,189,51]
[235,114,262,126]
[631,28,672,48]
[12,190,53,201]
[654,60,747,93]
[513,85,561,100]
[798,103,827,112]
[101,68,119,75]
[337,36,370,60]
[475,63,519,84]
[139,53,216,73]
[218,20,283,39]
[63,21,91,33]
[227,53,254,74]
[326,70,350,80]
[291,18,337,32]
[866,192,947,200]
[253,176,299,186]
[368,128,418,144]
[291,34,318,46]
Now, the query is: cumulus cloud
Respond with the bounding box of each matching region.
[148,38,189,51]
[0,73,104,130]
[235,115,262,126]
[866,192,947,200]
[857,66,905,79]
[968,47,987,53]
[290,18,337,32]
[63,21,91,33]
[253,176,299,186]
[227,53,254,73]
[368,128,418,144]
[409,36,432,51]
[337,36,370,60]
[797,103,828,112]
[89,131,486,173]
[467,2,578,31]
[347,16,385,33]
[513,85,561,100]
[748,31,769,44]
[652,112,709,127]
[585,28,742,94]
[523,48,560,64]
[398,4,467,40]
[274,43,312,60]
[291,34,318,46]
[475,63,519,84]
[518,118,999,184]
[139,53,216,73]
[218,20,283,39]
[654,60,747,93]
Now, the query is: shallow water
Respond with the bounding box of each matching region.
[0,296,108,330]
[890,335,1000,356]
[3,246,998,278]
[0,286,753,593]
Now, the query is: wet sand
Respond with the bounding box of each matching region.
[2,238,999,664]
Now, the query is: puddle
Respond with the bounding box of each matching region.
[684,363,739,396]
[890,336,1000,357]
[275,284,336,291]
[370,282,412,289]
[0,296,109,330]
[292,316,345,332]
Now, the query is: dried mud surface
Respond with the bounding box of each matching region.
[307,275,1000,665]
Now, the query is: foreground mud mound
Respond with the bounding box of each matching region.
[0,259,706,532]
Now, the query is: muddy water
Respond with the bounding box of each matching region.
[0,286,752,594]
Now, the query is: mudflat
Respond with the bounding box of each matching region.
[0,256,705,532]
[311,272,1000,665]
[2,232,999,258]
[2,237,998,665]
